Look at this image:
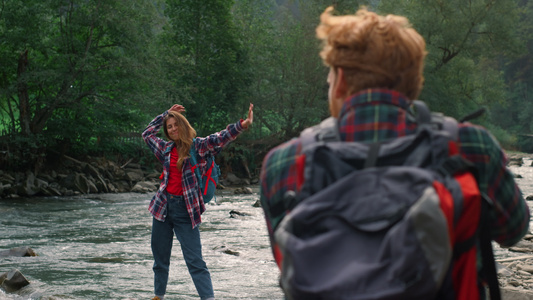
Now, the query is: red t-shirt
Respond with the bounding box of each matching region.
[166,147,184,195]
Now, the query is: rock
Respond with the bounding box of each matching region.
[145,171,162,180]
[126,163,142,169]
[131,181,158,193]
[234,187,253,195]
[107,182,118,193]
[510,247,532,253]
[84,164,109,193]
[61,173,97,194]
[0,269,30,293]
[508,157,523,167]
[18,171,39,196]
[83,164,100,178]
[502,286,533,300]
[526,195,533,201]
[0,173,15,184]
[229,210,251,218]
[252,200,261,207]
[213,245,240,256]
[518,264,533,274]
[223,249,240,256]
[0,247,37,258]
[125,169,144,182]
[508,279,521,287]
[498,264,514,277]
[223,173,244,185]
[114,180,131,193]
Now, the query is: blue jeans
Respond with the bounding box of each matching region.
[152,194,214,299]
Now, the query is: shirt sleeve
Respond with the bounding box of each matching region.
[459,124,530,247]
[194,120,246,158]
[142,111,169,163]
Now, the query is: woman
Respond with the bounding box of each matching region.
[142,103,254,300]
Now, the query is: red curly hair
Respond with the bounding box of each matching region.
[316,6,427,100]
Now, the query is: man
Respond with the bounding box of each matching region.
[259,6,529,298]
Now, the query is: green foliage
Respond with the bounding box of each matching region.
[0,0,167,167]
[2,133,50,170]
[161,0,249,136]
[3,0,533,171]
[378,0,523,119]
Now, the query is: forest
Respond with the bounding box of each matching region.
[1,0,533,175]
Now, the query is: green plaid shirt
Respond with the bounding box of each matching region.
[260,88,530,266]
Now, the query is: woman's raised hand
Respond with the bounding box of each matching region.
[242,103,254,129]
[169,104,185,113]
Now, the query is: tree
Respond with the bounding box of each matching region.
[231,0,368,147]
[0,1,166,140]
[162,0,249,136]
[378,0,523,119]
[0,0,167,166]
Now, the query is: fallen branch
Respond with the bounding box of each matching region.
[496,255,533,263]
[121,158,133,169]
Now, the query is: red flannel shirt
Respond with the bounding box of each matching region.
[260,88,529,267]
[142,110,245,228]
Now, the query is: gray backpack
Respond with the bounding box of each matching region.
[273,101,499,300]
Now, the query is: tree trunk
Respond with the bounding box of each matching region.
[17,50,31,136]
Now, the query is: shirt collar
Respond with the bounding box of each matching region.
[339,88,412,117]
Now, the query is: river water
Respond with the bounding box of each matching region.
[1,159,533,300]
[0,188,283,300]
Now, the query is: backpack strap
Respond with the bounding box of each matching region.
[189,139,203,186]
[276,117,341,214]
[479,195,501,300]
[300,116,340,147]
[420,103,500,300]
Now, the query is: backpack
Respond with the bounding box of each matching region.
[272,101,499,300]
[189,143,221,204]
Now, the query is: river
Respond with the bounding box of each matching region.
[0,188,283,299]
[1,159,533,300]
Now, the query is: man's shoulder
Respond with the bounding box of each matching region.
[457,122,499,147]
[263,137,302,168]
[455,122,506,164]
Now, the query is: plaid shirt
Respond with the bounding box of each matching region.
[260,88,530,267]
[143,110,245,228]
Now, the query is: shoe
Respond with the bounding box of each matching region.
[151,297,161,300]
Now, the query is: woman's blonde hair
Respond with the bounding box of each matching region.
[316,6,427,100]
[163,111,197,168]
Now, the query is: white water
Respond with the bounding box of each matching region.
[0,188,283,299]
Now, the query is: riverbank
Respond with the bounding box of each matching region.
[0,154,254,200]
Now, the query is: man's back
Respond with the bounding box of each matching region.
[259,6,529,299]
[260,88,529,294]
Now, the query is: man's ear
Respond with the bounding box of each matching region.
[333,68,348,99]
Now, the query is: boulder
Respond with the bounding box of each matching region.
[61,173,97,194]
[0,247,37,258]
[114,180,131,193]
[234,187,253,195]
[18,171,39,196]
[229,210,251,218]
[508,157,523,167]
[125,169,144,182]
[223,173,244,185]
[0,269,30,293]
[131,181,158,193]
